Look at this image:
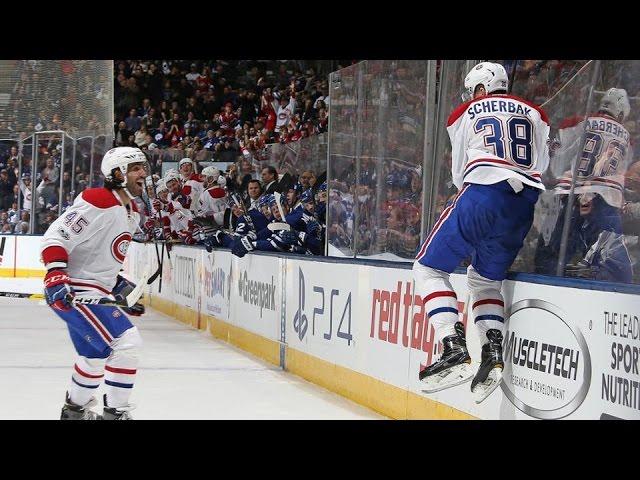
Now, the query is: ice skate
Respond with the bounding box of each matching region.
[102,394,135,420]
[471,329,504,404]
[419,322,474,393]
[60,392,102,420]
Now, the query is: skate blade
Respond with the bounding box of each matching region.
[420,363,474,393]
[472,367,503,404]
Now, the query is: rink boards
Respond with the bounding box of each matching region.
[122,242,640,420]
[0,236,46,278]
[2,233,638,419]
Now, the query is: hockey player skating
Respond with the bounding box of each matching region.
[413,62,550,403]
[41,146,150,419]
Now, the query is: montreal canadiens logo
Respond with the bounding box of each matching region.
[111,232,132,263]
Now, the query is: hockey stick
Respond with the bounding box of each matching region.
[267,222,290,232]
[68,270,150,308]
[0,236,5,265]
[143,176,162,284]
[508,60,518,95]
[273,191,287,223]
[0,291,43,299]
[540,60,593,108]
[147,173,172,292]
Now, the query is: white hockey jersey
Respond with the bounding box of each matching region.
[161,200,193,236]
[447,94,550,191]
[553,114,632,207]
[180,173,204,212]
[41,187,141,296]
[19,179,32,211]
[273,94,297,130]
[195,186,227,226]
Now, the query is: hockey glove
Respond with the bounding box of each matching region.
[276,230,300,246]
[151,198,163,212]
[232,236,254,258]
[290,245,308,255]
[44,269,75,311]
[143,219,155,231]
[123,302,145,316]
[204,230,225,252]
[112,274,136,303]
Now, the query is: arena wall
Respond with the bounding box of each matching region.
[3,234,638,419]
[124,241,640,420]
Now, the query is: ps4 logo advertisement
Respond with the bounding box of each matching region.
[293,267,308,340]
[501,299,592,419]
[292,267,353,345]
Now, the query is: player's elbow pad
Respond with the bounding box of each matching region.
[42,245,69,270]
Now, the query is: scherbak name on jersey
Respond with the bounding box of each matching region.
[467,98,532,120]
[586,117,630,142]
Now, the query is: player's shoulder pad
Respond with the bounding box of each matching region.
[80,187,121,209]
[558,115,585,129]
[447,98,476,127]
[207,187,226,199]
[502,94,550,125]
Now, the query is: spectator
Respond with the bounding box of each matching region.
[124,108,142,132]
[274,83,297,131]
[185,63,200,84]
[0,169,14,210]
[142,108,160,130]
[115,121,132,146]
[134,124,149,147]
[39,157,59,206]
[246,179,263,210]
[14,221,29,234]
[261,165,281,194]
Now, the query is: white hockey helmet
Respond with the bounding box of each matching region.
[201,166,221,181]
[155,178,168,193]
[178,157,194,171]
[101,147,148,187]
[164,168,182,185]
[599,88,630,122]
[463,62,509,101]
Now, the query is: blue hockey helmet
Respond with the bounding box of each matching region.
[257,194,271,209]
[300,188,315,205]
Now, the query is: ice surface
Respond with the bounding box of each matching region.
[0,296,384,420]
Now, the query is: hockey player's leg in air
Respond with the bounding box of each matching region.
[414,61,549,403]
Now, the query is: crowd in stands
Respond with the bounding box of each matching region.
[112,60,342,173]
[0,60,112,236]
[1,59,638,284]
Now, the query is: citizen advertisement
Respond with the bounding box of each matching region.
[171,246,199,311]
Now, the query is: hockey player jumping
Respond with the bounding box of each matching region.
[414,62,550,403]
